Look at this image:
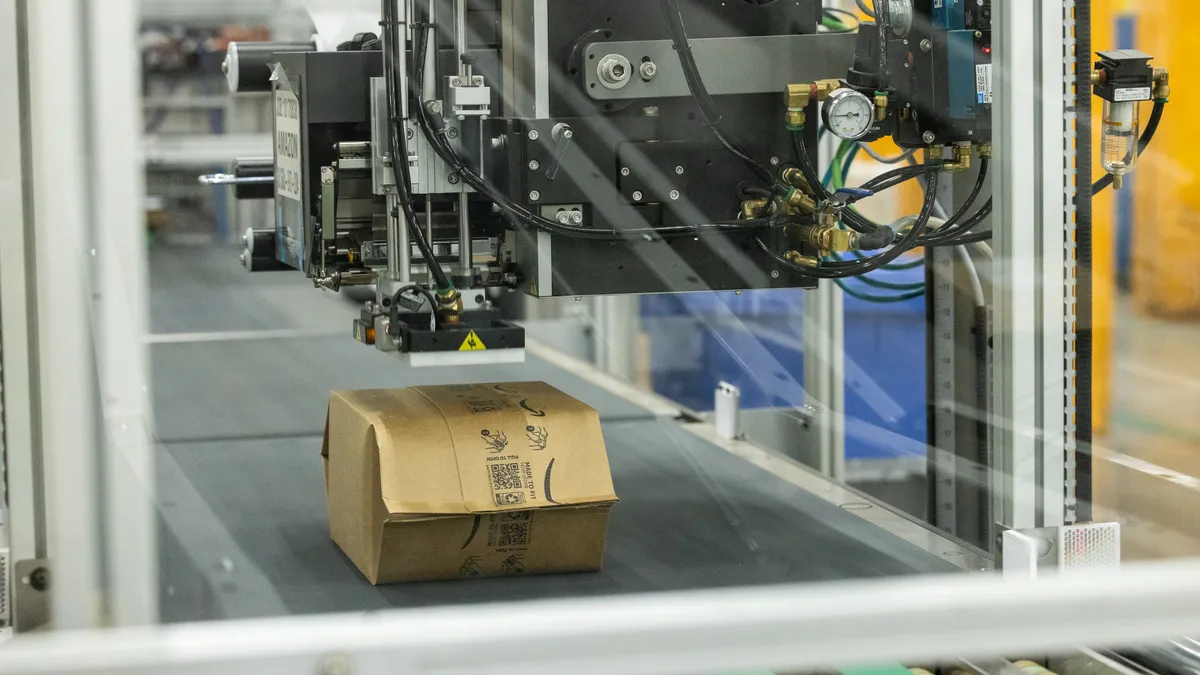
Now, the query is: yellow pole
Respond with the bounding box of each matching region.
[1133,2,1198,318]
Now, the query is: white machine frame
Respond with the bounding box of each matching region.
[2,0,1197,672]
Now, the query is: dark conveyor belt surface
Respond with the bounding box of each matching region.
[159,418,958,623]
[150,246,957,624]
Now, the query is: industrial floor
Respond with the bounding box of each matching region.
[1095,300,1200,561]
[150,245,957,624]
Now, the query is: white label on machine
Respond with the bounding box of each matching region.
[1114,86,1151,102]
[274,89,303,202]
[975,64,993,104]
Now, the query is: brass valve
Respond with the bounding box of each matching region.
[873,92,889,122]
[1153,66,1171,100]
[785,79,845,128]
[436,289,464,325]
[741,198,770,220]
[783,186,817,214]
[942,144,973,172]
[799,223,858,253]
[781,167,811,193]
[785,83,810,128]
[784,251,820,268]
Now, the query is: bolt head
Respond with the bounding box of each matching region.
[491,136,504,150]
[446,127,459,139]
[922,131,937,144]
[528,160,541,171]
[770,157,780,166]
[770,270,781,280]
[569,211,584,224]
[528,130,540,141]
[621,167,631,176]
[450,76,462,87]
[669,190,680,201]
[639,61,658,80]
[632,190,643,202]
[675,165,685,175]
[529,190,541,202]
[406,127,415,140]
[920,39,932,52]
[556,211,571,224]
[448,173,460,184]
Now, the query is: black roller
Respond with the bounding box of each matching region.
[242,227,277,258]
[233,158,275,200]
[223,41,315,93]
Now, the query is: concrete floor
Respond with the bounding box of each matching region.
[1095,300,1200,560]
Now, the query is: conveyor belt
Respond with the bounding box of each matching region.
[151,246,959,623]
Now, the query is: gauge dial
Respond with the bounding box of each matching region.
[822,89,874,140]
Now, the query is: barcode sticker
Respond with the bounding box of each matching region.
[1114,87,1151,102]
[976,64,993,104]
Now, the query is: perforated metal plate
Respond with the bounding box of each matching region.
[1059,522,1121,570]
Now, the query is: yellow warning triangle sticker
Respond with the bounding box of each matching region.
[459,330,487,351]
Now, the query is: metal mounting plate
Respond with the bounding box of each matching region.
[582,33,857,101]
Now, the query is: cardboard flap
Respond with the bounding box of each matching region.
[328,389,470,516]
[412,382,617,513]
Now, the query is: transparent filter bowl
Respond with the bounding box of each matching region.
[1101,100,1140,179]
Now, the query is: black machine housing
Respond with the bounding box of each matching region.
[846,0,993,147]
[266,0,833,297]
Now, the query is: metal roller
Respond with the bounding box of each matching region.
[223,41,315,93]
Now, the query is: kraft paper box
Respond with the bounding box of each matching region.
[322,382,618,584]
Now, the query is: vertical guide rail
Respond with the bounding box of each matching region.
[1073,0,1094,524]
[24,0,101,629]
[0,0,42,584]
[13,0,157,628]
[991,0,1075,533]
[1059,0,1081,524]
[86,0,158,625]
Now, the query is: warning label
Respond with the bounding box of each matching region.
[459,330,487,351]
[274,89,302,202]
[975,64,993,105]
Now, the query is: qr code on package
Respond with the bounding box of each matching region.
[488,462,524,490]
[489,512,532,548]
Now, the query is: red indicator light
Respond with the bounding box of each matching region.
[983,46,992,54]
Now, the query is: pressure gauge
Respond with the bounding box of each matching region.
[822,89,874,140]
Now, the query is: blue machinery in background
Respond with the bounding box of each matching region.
[641,136,929,467]
[641,274,926,465]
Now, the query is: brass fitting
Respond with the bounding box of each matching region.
[813,79,842,100]
[1090,69,1102,86]
[781,167,811,192]
[784,251,820,268]
[786,80,844,127]
[942,144,973,172]
[786,83,810,128]
[977,143,993,160]
[1112,173,1124,191]
[803,223,858,253]
[784,187,817,214]
[436,289,464,325]
[925,145,945,162]
[873,92,889,122]
[741,198,770,220]
[1153,66,1171,100]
